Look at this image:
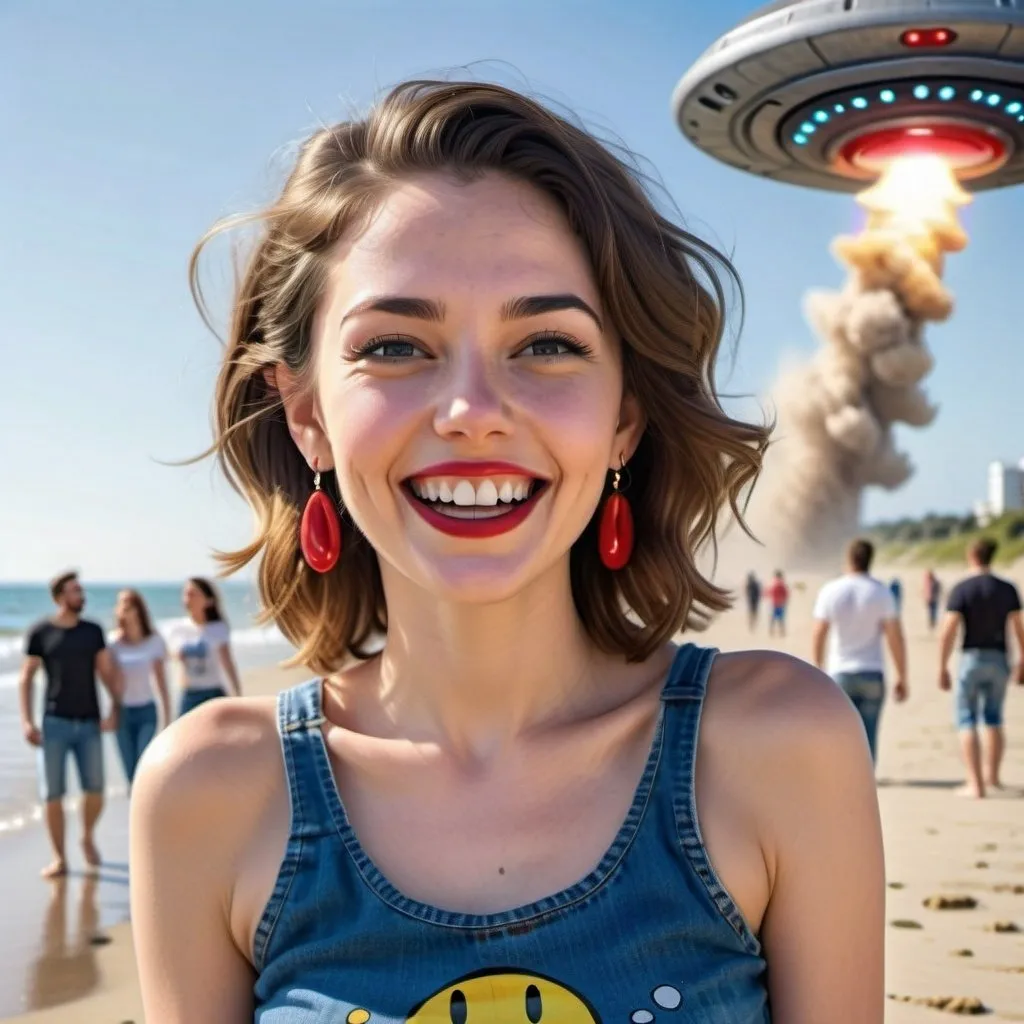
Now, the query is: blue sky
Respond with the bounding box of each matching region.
[2,0,1021,582]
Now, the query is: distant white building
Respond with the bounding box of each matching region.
[974,459,1024,524]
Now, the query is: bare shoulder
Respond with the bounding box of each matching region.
[705,648,867,753]
[699,648,875,824]
[699,648,879,898]
[132,696,283,851]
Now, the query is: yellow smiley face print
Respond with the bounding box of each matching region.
[406,969,601,1023]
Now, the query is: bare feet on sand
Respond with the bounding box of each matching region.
[956,784,986,799]
[40,859,67,880]
[82,838,101,871]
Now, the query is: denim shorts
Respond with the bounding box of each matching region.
[834,671,885,763]
[956,649,1010,728]
[39,715,105,802]
[179,686,226,718]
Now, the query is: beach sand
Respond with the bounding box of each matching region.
[1,570,1022,1022]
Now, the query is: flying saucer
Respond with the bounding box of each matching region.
[672,0,1024,193]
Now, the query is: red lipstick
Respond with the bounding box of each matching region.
[407,461,543,481]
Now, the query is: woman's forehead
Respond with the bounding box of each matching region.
[328,174,600,305]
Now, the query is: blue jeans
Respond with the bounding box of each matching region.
[179,686,226,717]
[116,702,158,784]
[956,650,1010,729]
[834,671,885,764]
[39,715,105,802]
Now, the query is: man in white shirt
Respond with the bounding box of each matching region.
[812,538,908,765]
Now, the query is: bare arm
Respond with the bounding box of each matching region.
[938,611,961,688]
[811,620,829,670]
[131,704,259,1022]
[96,648,124,730]
[882,619,908,700]
[218,644,243,697]
[759,670,885,1022]
[1008,611,1024,684]
[151,658,172,727]
[18,656,41,745]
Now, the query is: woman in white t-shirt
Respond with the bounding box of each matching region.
[166,578,242,717]
[110,589,170,785]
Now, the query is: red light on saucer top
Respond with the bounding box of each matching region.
[901,27,957,48]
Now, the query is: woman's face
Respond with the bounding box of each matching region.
[115,591,138,630]
[182,582,209,620]
[293,172,643,603]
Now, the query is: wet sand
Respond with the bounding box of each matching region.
[1,568,1023,1021]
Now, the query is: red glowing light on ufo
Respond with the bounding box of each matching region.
[840,123,1007,178]
[900,27,957,48]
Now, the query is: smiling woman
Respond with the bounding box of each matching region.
[130,80,886,1024]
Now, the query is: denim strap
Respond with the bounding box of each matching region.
[662,643,761,955]
[276,678,337,840]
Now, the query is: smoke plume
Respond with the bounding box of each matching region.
[747,158,971,569]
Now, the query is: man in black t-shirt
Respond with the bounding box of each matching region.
[939,538,1024,799]
[19,571,122,878]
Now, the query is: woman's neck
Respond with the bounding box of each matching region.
[367,562,622,762]
[121,623,144,643]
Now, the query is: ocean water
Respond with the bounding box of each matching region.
[0,581,283,671]
[0,581,296,832]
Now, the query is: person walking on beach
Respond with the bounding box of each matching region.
[924,569,942,631]
[109,590,170,787]
[888,577,903,617]
[17,572,122,878]
[939,538,1024,798]
[129,81,884,1022]
[812,539,908,765]
[766,570,790,637]
[744,571,762,632]
[165,578,242,717]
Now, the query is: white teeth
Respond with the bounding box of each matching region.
[452,481,476,506]
[476,480,499,506]
[410,477,538,505]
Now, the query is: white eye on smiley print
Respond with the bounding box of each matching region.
[630,984,683,1023]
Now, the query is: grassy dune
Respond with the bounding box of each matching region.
[872,511,1024,568]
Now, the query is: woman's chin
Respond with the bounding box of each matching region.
[397,548,558,607]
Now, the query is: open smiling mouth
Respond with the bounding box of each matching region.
[402,474,550,539]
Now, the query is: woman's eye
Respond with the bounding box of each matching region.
[357,337,424,360]
[520,334,589,359]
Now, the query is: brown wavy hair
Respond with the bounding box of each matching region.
[191,79,770,674]
[117,588,155,639]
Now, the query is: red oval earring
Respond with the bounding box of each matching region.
[598,458,634,571]
[300,459,342,573]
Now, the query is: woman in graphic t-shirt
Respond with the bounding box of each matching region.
[167,578,242,717]
[109,589,170,785]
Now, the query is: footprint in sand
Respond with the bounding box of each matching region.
[994,884,1024,894]
[924,895,979,910]
[974,861,990,869]
[888,882,906,890]
[890,919,924,929]
[888,995,987,1015]
[984,921,1021,934]
[951,949,974,958]
[978,843,998,853]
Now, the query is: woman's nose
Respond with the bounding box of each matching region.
[432,356,514,442]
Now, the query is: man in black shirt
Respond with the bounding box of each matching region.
[939,538,1024,799]
[19,571,122,878]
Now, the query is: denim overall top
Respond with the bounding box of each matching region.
[252,644,770,1022]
